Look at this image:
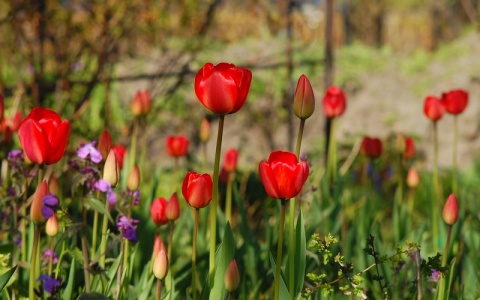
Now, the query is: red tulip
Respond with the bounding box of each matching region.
[194,62,252,115]
[131,90,152,116]
[112,145,127,169]
[98,129,112,160]
[258,151,310,199]
[361,137,382,159]
[442,89,468,115]
[165,193,180,221]
[442,193,458,226]
[222,148,238,173]
[322,86,346,118]
[150,197,168,225]
[403,137,415,159]
[166,135,189,157]
[423,96,444,121]
[182,171,213,209]
[293,74,315,120]
[18,108,70,165]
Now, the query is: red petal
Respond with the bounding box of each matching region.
[18,119,46,164]
[46,121,70,164]
[258,161,281,199]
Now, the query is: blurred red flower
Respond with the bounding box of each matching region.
[423,96,444,121]
[222,148,238,173]
[361,137,382,159]
[166,135,189,157]
[150,197,168,225]
[322,86,346,118]
[131,90,152,116]
[441,89,468,115]
[182,171,213,209]
[403,137,415,159]
[112,145,127,169]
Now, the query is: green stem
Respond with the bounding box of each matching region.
[437,225,453,300]
[209,115,225,283]
[91,190,101,259]
[165,222,174,294]
[452,116,458,195]
[29,226,41,300]
[398,155,404,205]
[274,200,287,300]
[326,118,337,188]
[156,279,162,300]
[295,120,305,158]
[225,173,233,224]
[432,122,440,251]
[99,195,110,270]
[192,209,199,300]
[81,205,91,292]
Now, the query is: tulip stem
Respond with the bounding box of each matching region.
[91,190,101,259]
[165,221,174,294]
[210,115,225,284]
[274,199,287,300]
[81,205,91,292]
[432,122,440,251]
[192,208,199,300]
[326,118,337,190]
[225,173,233,224]
[156,279,162,300]
[452,115,458,195]
[29,225,40,300]
[99,194,110,271]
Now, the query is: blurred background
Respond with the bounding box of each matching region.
[1,0,479,172]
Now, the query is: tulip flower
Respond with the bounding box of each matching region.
[18,108,70,165]
[442,194,458,226]
[224,259,240,292]
[103,149,120,187]
[403,137,415,159]
[127,165,140,191]
[424,96,444,122]
[322,86,346,118]
[153,248,169,280]
[153,235,166,260]
[182,172,213,209]
[165,193,180,221]
[98,129,112,160]
[406,167,420,189]
[112,145,127,170]
[361,137,382,159]
[150,197,168,225]
[222,148,238,173]
[258,151,310,200]
[293,74,315,120]
[442,89,468,115]
[194,62,252,115]
[131,90,152,116]
[166,135,189,158]
[46,215,59,237]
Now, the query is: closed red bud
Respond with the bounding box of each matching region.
[406,167,419,188]
[223,148,238,173]
[31,180,49,223]
[153,248,169,280]
[153,235,166,260]
[131,90,152,116]
[424,96,444,122]
[322,86,346,118]
[112,145,127,170]
[127,166,140,191]
[293,74,315,120]
[361,137,382,159]
[166,136,189,157]
[46,215,59,237]
[199,118,210,144]
[165,193,180,221]
[224,259,240,292]
[442,89,468,115]
[98,130,112,160]
[403,137,415,159]
[182,172,213,209]
[150,197,168,225]
[103,149,120,187]
[442,194,458,226]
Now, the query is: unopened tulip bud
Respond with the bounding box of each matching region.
[46,215,59,237]
[131,90,152,116]
[153,235,166,260]
[153,248,169,280]
[31,180,49,223]
[293,74,315,120]
[48,176,59,196]
[442,194,459,226]
[199,118,210,144]
[103,149,119,187]
[403,137,415,159]
[127,166,140,191]
[98,129,112,160]
[224,259,240,292]
[165,193,180,221]
[406,167,419,188]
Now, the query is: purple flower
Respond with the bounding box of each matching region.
[42,194,59,219]
[77,141,102,164]
[129,189,141,206]
[37,274,61,294]
[117,216,139,243]
[8,150,23,160]
[41,249,59,266]
[94,179,117,208]
[430,269,441,282]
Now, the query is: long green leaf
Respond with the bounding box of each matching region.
[269,253,290,299]
[62,259,75,300]
[0,266,17,292]
[84,197,113,223]
[209,222,235,300]
[295,210,306,295]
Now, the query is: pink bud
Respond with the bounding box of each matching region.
[127,166,140,191]
[103,149,119,187]
[31,180,49,224]
[153,235,166,260]
[46,215,59,237]
[406,167,419,189]
[442,194,458,226]
[165,193,180,221]
[199,118,210,144]
[224,259,240,292]
[153,248,169,280]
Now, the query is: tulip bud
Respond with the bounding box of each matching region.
[112,145,127,170]
[46,215,59,237]
[223,148,238,173]
[199,118,210,144]
[31,180,49,223]
[323,86,346,118]
[0,94,4,123]
[153,248,169,280]
[103,149,119,187]
[48,176,59,196]
[153,235,166,260]
[224,259,240,292]
[403,137,415,159]
[98,129,112,160]
[442,194,458,226]
[165,193,180,221]
[406,167,419,189]
[10,111,22,132]
[424,96,444,122]
[442,89,468,115]
[293,74,315,120]
[127,166,140,191]
[131,90,152,116]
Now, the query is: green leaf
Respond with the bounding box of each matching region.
[294,210,306,295]
[62,259,75,300]
[83,197,114,223]
[0,266,17,292]
[105,253,123,294]
[445,258,456,299]
[209,222,235,300]
[269,253,290,299]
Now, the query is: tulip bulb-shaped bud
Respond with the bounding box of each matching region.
[98,129,112,160]
[424,96,444,122]
[406,167,419,189]
[223,148,238,173]
[31,180,49,223]
[103,149,119,187]
[403,137,415,159]
[293,74,315,120]
[182,172,213,209]
[322,86,346,118]
[153,235,166,261]
[165,193,180,221]
[153,248,169,280]
[46,215,59,237]
[48,176,59,196]
[131,90,152,116]
[224,259,240,292]
[442,194,459,226]
[127,166,140,191]
[199,118,210,144]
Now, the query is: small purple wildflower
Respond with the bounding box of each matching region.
[41,249,59,266]
[37,274,61,294]
[42,194,59,219]
[94,179,117,208]
[129,189,141,206]
[117,216,139,243]
[16,236,22,247]
[8,150,23,160]
[430,269,441,282]
[77,141,102,164]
